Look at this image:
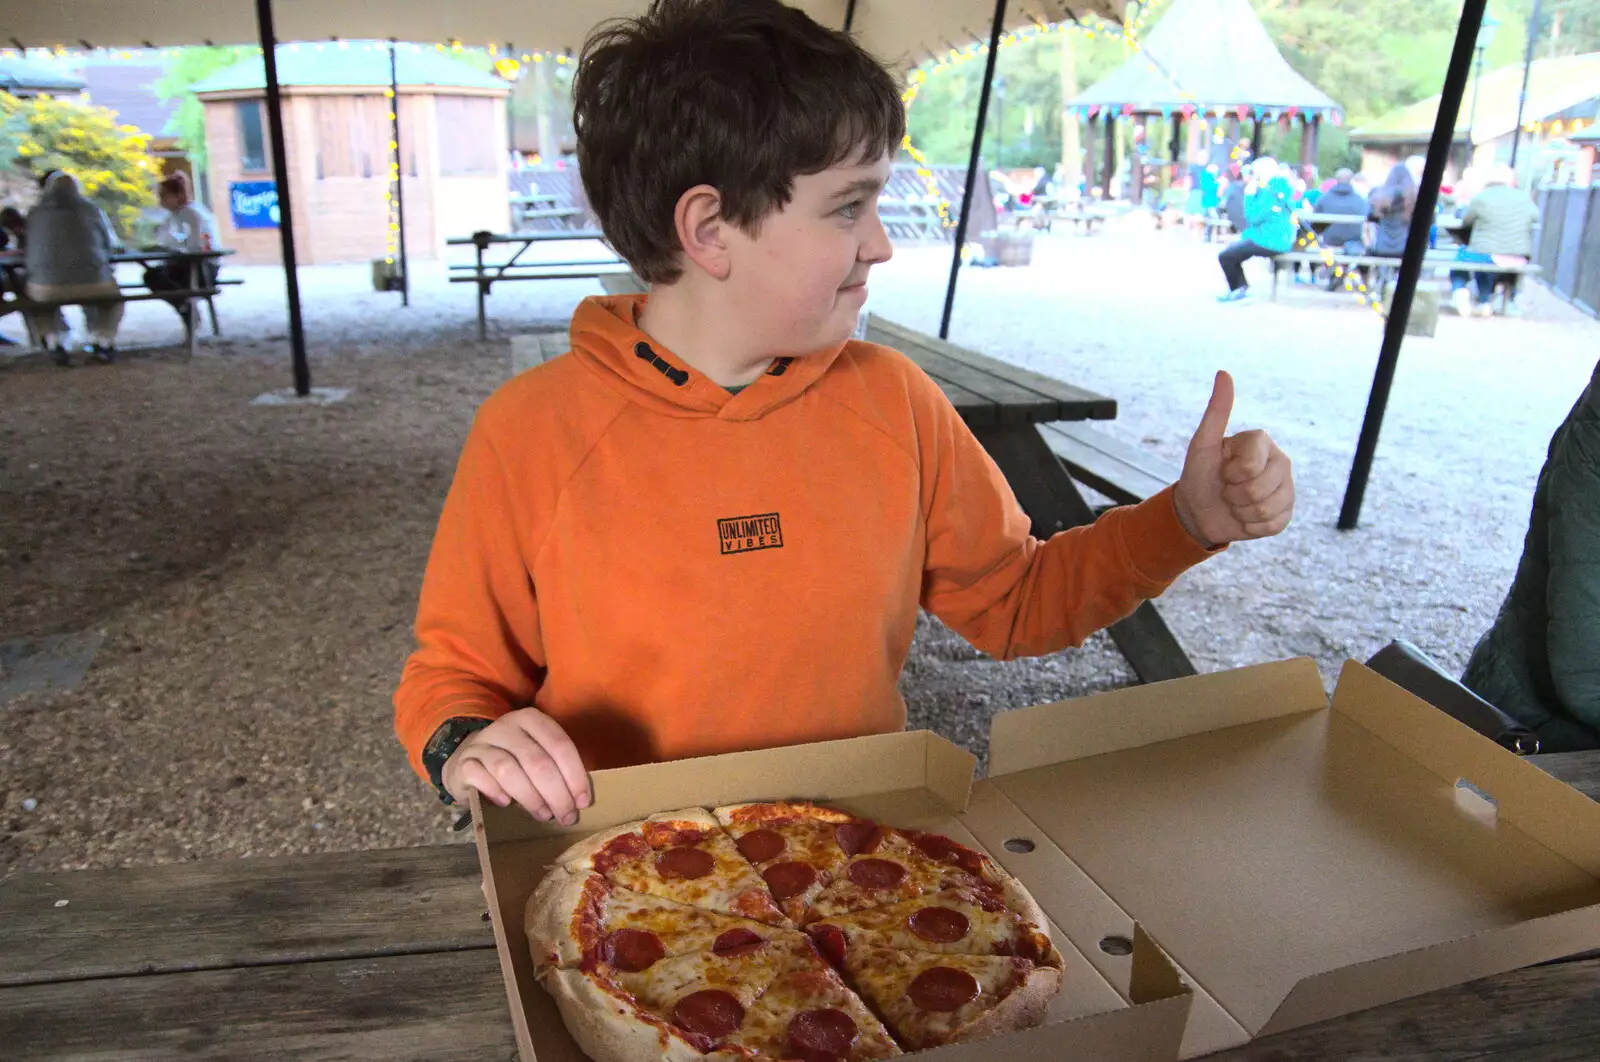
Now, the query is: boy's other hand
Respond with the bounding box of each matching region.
[442,708,592,825]
[1173,371,1294,548]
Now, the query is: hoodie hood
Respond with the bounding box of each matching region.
[568,294,847,422]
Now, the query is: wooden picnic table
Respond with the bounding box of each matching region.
[864,315,1192,684]
[446,230,633,339]
[2,751,1594,1060]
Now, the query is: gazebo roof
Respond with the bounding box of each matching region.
[1071,0,1341,117]
[0,57,88,95]
[192,44,507,95]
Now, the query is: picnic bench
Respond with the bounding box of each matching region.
[447,230,634,339]
[509,193,586,232]
[861,314,1193,684]
[1041,203,1115,235]
[1268,249,1543,302]
[0,248,233,358]
[2,750,1594,1059]
[876,195,945,241]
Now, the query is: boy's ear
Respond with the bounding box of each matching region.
[673,184,732,281]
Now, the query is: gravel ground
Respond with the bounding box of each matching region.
[1,223,1594,876]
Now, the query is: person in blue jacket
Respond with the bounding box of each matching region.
[1216,157,1295,303]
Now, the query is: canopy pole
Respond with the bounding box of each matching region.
[1338,0,1487,531]
[1510,0,1542,167]
[254,0,310,396]
[843,0,858,33]
[937,0,1007,341]
[389,41,410,308]
[1103,114,1116,200]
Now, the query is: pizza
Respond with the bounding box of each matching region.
[526,802,1063,1061]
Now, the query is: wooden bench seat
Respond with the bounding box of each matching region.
[1269,251,1542,301]
[1036,422,1180,506]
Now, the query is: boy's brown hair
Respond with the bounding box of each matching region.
[573,0,905,284]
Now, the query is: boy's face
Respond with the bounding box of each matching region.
[724,150,894,356]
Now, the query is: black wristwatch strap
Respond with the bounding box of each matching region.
[423,717,494,805]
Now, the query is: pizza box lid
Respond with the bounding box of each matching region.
[470,727,1194,1062]
[976,656,1600,1057]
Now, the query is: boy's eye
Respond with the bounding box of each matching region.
[837,200,863,220]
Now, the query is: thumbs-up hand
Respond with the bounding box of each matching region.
[1173,371,1294,549]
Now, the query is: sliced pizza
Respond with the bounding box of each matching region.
[806,890,1058,965]
[839,945,1060,1052]
[555,807,788,925]
[706,963,902,1061]
[714,801,869,925]
[526,867,802,974]
[802,827,1009,925]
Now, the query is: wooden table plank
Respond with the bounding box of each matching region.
[1532,751,1600,801]
[867,315,1117,421]
[0,949,514,1062]
[0,843,492,988]
[1199,956,1600,1061]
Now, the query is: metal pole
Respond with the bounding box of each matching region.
[1466,46,1486,152]
[843,0,858,33]
[254,0,310,396]
[389,41,409,308]
[1511,0,1542,167]
[937,0,1007,341]
[1338,0,1488,531]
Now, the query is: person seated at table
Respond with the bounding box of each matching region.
[1316,168,1369,254]
[392,0,1296,819]
[1368,160,1418,259]
[23,172,123,364]
[1449,163,1539,319]
[1216,157,1294,303]
[1462,358,1600,752]
[144,173,220,331]
[0,205,25,252]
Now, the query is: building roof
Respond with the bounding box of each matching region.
[193,43,507,95]
[80,61,178,139]
[1352,53,1600,145]
[0,57,87,95]
[1071,0,1341,116]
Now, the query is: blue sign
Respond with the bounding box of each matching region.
[230,181,279,229]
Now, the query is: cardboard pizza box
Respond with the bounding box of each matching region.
[470,655,1600,1060]
[975,657,1600,1057]
[471,730,1193,1062]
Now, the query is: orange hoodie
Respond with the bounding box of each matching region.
[394,294,1215,781]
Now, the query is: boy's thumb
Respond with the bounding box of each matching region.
[1190,370,1235,454]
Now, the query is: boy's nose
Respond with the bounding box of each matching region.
[861,209,893,265]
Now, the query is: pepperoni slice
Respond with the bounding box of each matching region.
[673,989,745,1039]
[847,858,906,890]
[908,906,971,944]
[736,828,787,864]
[809,923,847,968]
[834,821,881,856]
[712,928,767,957]
[908,966,981,1012]
[788,1008,859,1057]
[655,846,714,880]
[763,860,818,901]
[915,832,987,876]
[603,928,664,972]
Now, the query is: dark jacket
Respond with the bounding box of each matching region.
[1369,189,1413,256]
[1463,359,1600,751]
[1316,182,1368,247]
[1224,181,1246,232]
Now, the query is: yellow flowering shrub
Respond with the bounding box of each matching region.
[0,91,158,236]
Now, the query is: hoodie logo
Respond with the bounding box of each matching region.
[718,513,784,555]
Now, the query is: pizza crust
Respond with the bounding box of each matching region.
[949,962,1062,1045]
[525,862,594,973]
[541,966,707,1062]
[712,800,861,828]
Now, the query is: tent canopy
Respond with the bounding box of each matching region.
[1351,52,1600,145]
[192,44,507,95]
[4,0,1124,72]
[1071,0,1341,116]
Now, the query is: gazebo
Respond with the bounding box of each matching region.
[1067,0,1342,200]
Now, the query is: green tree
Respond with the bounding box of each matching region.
[0,92,158,236]
[155,46,255,174]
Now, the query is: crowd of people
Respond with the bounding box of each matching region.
[0,171,219,364]
[1197,152,1540,314]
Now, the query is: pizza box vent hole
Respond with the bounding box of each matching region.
[1099,935,1134,957]
[1003,837,1035,853]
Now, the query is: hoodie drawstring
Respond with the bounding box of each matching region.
[634,342,689,387]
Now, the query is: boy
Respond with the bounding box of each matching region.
[394,0,1294,826]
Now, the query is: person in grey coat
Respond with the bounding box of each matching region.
[1450,164,1540,318]
[1463,358,1600,752]
[24,172,123,363]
